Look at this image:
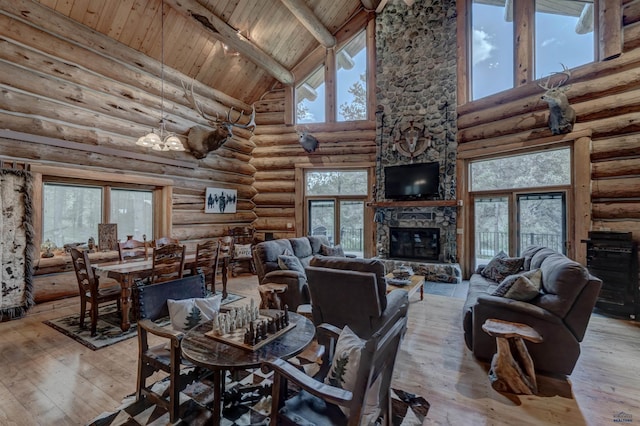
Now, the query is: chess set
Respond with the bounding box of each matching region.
[204,300,296,351]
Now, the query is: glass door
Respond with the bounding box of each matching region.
[474,196,510,268]
[339,200,364,257]
[308,200,335,244]
[517,192,566,255]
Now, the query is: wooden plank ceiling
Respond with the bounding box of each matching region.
[34,0,364,104]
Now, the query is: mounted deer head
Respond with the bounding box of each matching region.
[182,80,256,159]
[539,64,576,135]
[295,126,319,153]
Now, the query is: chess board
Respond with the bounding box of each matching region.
[204,311,296,351]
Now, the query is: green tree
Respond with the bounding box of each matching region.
[184,306,202,330]
[338,73,366,121]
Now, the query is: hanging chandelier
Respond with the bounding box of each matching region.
[136,1,185,152]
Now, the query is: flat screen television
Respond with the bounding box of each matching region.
[384,162,440,200]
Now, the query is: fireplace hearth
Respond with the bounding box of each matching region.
[389,227,440,262]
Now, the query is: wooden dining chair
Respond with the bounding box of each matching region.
[148,243,186,284]
[118,235,149,261]
[228,226,256,277]
[152,236,180,248]
[191,239,220,294]
[70,247,121,336]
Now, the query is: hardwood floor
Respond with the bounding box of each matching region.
[1,275,639,425]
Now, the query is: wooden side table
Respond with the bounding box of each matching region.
[481,318,544,395]
[258,283,288,310]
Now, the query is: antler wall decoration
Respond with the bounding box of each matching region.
[182,80,256,159]
[393,120,431,160]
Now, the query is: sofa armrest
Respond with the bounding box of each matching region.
[475,295,562,323]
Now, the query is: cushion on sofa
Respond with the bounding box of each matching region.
[310,256,388,311]
[290,237,313,259]
[529,247,560,270]
[320,243,345,257]
[521,245,547,270]
[278,254,306,275]
[307,235,331,254]
[492,269,542,301]
[253,239,295,279]
[481,251,524,282]
[535,254,589,318]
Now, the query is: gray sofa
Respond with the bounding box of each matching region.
[252,235,330,310]
[463,245,602,376]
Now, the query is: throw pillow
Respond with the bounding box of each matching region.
[277,254,306,275]
[481,251,524,282]
[167,294,222,331]
[283,248,293,256]
[492,269,542,301]
[320,243,345,257]
[234,243,252,259]
[324,325,364,416]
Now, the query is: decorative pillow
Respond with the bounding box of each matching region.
[282,248,293,256]
[277,254,306,274]
[234,243,252,258]
[167,294,222,331]
[481,251,524,282]
[492,269,542,301]
[324,326,364,415]
[320,243,345,257]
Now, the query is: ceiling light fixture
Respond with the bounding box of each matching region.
[136,1,185,152]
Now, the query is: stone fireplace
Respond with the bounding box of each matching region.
[389,227,440,261]
[373,0,460,283]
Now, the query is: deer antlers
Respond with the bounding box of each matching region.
[538,63,571,92]
[182,80,256,131]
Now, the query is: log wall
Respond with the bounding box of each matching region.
[0,1,256,257]
[457,0,640,271]
[251,89,377,240]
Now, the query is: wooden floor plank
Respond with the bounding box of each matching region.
[0,274,638,425]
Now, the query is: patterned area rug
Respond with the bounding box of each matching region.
[88,365,429,426]
[44,291,244,350]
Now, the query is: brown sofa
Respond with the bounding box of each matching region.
[462,246,602,376]
[252,235,330,310]
[305,256,409,339]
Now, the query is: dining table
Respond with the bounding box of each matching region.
[93,253,229,331]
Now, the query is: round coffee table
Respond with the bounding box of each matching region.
[181,310,315,423]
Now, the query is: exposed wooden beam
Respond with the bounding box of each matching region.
[279,0,336,48]
[165,0,294,85]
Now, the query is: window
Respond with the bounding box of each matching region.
[295,30,368,124]
[469,147,571,267]
[470,0,595,100]
[296,65,325,124]
[337,30,367,122]
[43,183,154,247]
[304,170,369,257]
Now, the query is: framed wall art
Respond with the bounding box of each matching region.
[205,187,237,213]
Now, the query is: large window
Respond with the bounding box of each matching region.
[43,183,153,247]
[295,30,368,123]
[471,0,595,100]
[469,148,571,267]
[305,170,369,257]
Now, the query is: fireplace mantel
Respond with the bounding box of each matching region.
[367,200,458,208]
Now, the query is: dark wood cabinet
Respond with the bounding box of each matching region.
[583,231,638,320]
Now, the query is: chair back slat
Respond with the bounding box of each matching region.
[149,243,186,284]
[118,236,149,261]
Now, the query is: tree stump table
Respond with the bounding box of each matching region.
[258,283,288,310]
[481,318,544,395]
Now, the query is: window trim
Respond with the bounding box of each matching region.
[31,164,173,251]
[457,0,604,105]
[294,163,375,257]
[287,11,376,125]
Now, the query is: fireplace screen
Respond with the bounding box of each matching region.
[389,227,440,261]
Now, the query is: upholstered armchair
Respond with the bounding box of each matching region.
[305,256,408,340]
[252,235,329,311]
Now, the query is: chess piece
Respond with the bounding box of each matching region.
[283,306,289,326]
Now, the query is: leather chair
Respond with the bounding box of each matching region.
[305,256,408,339]
[70,248,121,336]
[135,274,207,423]
[262,299,409,426]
